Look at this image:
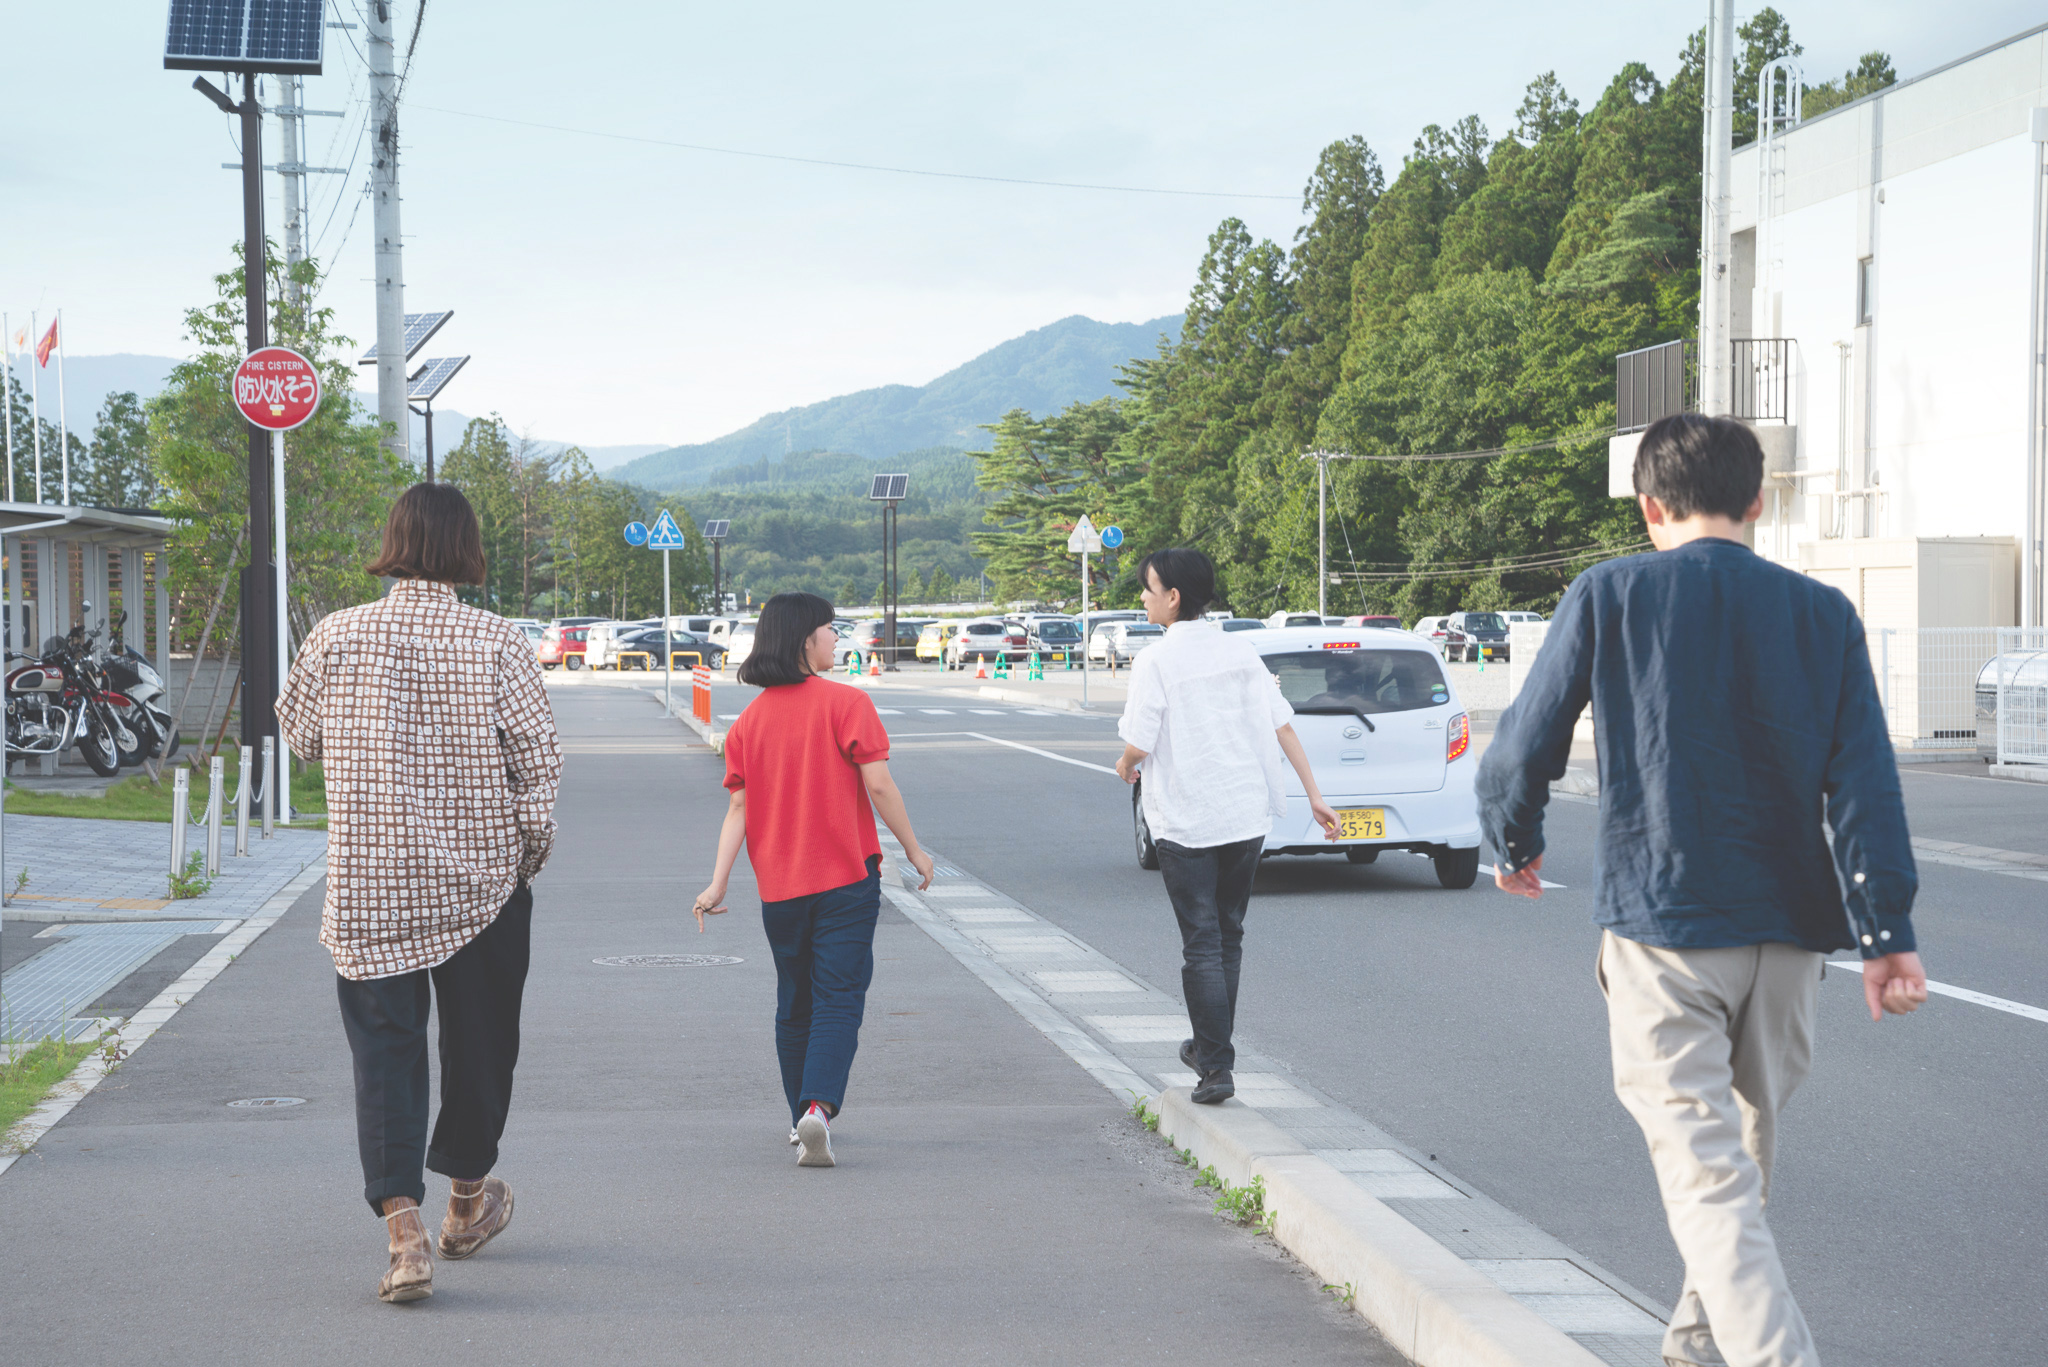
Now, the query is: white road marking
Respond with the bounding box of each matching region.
[1015,709,1058,716]
[967,709,1006,715]
[1827,961,2048,1024]
[963,731,1120,776]
[1083,1015,1191,1043]
[918,708,956,715]
[1478,863,1567,890]
[874,708,905,714]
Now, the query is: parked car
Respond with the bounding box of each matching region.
[1443,611,1511,663]
[707,617,759,669]
[1502,611,1547,625]
[1343,615,1402,629]
[947,618,1028,668]
[1027,617,1084,660]
[916,621,964,663]
[1411,616,1471,661]
[1975,650,2048,763]
[1265,611,1329,628]
[1088,620,1164,666]
[1218,618,1266,632]
[537,623,591,670]
[580,620,640,670]
[1131,625,1479,888]
[550,615,607,629]
[615,628,724,671]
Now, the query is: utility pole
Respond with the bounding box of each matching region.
[279,74,304,320]
[238,73,279,778]
[1698,0,1736,416]
[367,1,408,465]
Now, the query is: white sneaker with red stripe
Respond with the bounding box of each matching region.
[795,1103,834,1167]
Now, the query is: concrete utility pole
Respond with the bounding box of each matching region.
[367,1,408,464]
[279,74,305,319]
[1698,0,1736,416]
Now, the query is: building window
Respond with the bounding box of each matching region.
[1857,256,1875,325]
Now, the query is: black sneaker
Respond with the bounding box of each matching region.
[1179,1038,1199,1072]
[1191,1070,1234,1105]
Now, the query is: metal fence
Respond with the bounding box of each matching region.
[1731,338,1796,424]
[1616,339,1695,433]
[1867,627,2000,753]
[1993,627,2048,766]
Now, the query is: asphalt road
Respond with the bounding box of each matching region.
[711,671,2048,1367]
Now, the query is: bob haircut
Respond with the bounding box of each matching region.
[366,483,488,584]
[737,591,837,688]
[1632,413,1765,521]
[1136,546,1216,621]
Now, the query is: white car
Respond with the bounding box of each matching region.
[1088,620,1164,665]
[1131,626,1481,888]
[707,617,758,668]
[1265,611,1328,628]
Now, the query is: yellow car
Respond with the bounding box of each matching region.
[917,621,962,662]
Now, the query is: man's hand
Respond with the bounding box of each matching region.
[1494,855,1545,900]
[1862,950,1928,1022]
[690,884,729,933]
[1116,745,1145,785]
[1309,797,1341,841]
[905,846,935,891]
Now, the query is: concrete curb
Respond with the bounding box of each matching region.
[657,690,726,753]
[0,857,328,1178]
[975,685,1121,715]
[1157,1091,1604,1367]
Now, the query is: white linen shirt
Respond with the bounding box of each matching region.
[1118,619,1295,849]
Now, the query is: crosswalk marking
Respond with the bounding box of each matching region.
[874,708,904,714]
[968,709,1005,715]
[918,708,956,715]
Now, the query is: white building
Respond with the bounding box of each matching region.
[1609,22,2048,642]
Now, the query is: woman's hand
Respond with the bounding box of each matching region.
[691,884,729,932]
[905,847,935,890]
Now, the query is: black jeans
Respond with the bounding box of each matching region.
[1156,835,1263,1074]
[335,883,532,1214]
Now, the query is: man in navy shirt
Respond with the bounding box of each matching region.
[1479,414,1927,1367]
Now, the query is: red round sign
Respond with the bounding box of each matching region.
[233,346,322,431]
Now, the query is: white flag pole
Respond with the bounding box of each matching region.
[55,310,68,506]
[3,313,14,504]
[274,427,292,823]
[27,312,42,505]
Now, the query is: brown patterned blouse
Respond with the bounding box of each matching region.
[275,579,562,980]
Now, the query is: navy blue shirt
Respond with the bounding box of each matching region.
[1476,538,1917,959]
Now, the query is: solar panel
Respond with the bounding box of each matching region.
[406,356,469,402]
[867,473,909,501]
[702,520,731,539]
[164,0,324,75]
[358,311,454,365]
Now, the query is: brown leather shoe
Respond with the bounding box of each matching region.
[439,1175,514,1260]
[378,1199,434,1303]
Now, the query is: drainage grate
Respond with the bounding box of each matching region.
[592,954,743,967]
[227,1097,306,1108]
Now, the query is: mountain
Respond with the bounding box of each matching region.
[613,313,1179,490]
[4,353,178,422]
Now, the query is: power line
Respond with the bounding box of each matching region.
[405,103,1298,201]
[1326,427,1618,462]
[1334,538,1633,570]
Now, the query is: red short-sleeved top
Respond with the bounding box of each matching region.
[722,677,892,902]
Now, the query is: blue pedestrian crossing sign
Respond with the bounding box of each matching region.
[646,509,688,549]
[623,521,649,546]
[1101,525,1124,549]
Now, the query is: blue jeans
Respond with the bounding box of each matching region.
[760,855,881,1125]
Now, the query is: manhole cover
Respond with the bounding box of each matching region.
[592,954,744,967]
[227,1096,306,1108]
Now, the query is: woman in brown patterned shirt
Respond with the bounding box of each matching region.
[276,483,561,1305]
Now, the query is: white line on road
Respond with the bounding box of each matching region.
[1827,961,2048,1024]
[962,731,1120,776]
[1478,863,1567,890]
[918,708,956,714]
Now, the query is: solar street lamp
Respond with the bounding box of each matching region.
[405,354,469,481]
[868,474,908,668]
[702,520,730,613]
[166,0,325,817]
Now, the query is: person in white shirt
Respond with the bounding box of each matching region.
[1114,549,1339,1103]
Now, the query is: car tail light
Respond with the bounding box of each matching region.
[1446,712,1470,762]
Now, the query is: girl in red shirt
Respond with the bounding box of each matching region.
[692,593,934,1167]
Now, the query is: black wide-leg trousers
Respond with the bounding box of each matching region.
[335,884,532,1214]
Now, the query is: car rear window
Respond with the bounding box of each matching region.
[1037,622,1080,639]
[1262,649,1450,715]
[1461,613,1506,632]
[967,623,1002,634]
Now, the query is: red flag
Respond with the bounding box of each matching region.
[35,318,57,368]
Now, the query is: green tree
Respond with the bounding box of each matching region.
[80,391,154,508]
[1803,52,1895,117]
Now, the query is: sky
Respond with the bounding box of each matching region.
[5,1,2043,451]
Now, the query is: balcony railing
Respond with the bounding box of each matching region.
[1614,337,1798,432]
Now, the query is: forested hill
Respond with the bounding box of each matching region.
[612,313,1178,488]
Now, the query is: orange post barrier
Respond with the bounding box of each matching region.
[692,665,712,723]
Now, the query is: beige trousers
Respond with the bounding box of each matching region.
[1597,930,1823,1367]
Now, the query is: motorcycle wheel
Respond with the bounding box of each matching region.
[156,713,183,760]
[110,704,151,766]
[77,711,121,777]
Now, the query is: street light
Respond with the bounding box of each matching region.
[868,474,908,668]
[702,519,730,612]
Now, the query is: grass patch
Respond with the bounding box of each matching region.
[3,746,327,826]
[0,1035,97,1139]
[168,851,213,900]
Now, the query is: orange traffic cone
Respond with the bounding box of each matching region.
[974,655,989,680]
[868,655,882,677]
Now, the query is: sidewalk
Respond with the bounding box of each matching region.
[0,683,1399,1365]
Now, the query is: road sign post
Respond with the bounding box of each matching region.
[644,509,689,716]
[1067,516,1104,709]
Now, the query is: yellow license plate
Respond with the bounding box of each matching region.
[1338,808,1385,840]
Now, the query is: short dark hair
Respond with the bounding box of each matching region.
[737,591,837,688]
[1632,414,1765,521]
[1137,547,1215,621]
[366,483,488,584]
